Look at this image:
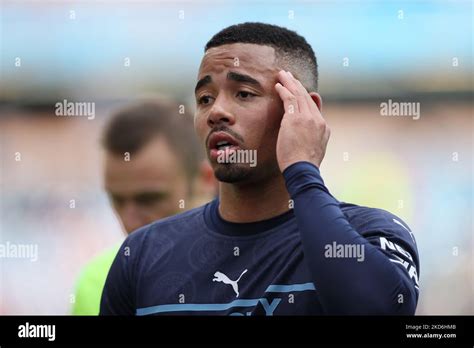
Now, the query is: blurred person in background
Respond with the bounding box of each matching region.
[72,100,216,315]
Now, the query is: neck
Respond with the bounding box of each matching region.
[218,172,291,223]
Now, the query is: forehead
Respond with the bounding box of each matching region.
[198,43,279,78]
[104,137,183,192]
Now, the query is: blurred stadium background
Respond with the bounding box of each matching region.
[0,0,472,314]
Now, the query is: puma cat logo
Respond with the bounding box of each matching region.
[212,269,248,297]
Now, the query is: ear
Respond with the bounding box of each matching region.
[309,92,323,112]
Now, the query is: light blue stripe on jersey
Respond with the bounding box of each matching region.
[265,282,316,293]
[137,299,259,315]
[136,282,316,315]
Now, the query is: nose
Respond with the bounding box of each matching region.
[119,202,145,234]
[207,95,235,127]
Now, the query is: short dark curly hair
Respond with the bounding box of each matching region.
[205,22,318,92]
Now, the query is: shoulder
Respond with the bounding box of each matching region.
[340,202,420,290]
[122,204,208,252]
[340,202,414,239]
[339,202,418,258]
[73,244,121,314]
[340,201,419,265]
[77,244,121,283]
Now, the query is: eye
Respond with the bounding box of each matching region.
[109,194,125,207]
[237,91,256,99]
[198,95,214,105]
[134,192,169,206]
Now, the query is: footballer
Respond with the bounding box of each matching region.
[100,22,420,316]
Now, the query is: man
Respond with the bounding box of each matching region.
[72,100,213,315]
[100,23,420,315]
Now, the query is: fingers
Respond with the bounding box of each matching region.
[275,82,300,115]
[276,70,311,114]
[287,71,322,117]
[277,70,301,96]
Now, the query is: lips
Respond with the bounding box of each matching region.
[208,131,239,150]
[207,131,240,161]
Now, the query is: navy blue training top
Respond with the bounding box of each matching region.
[100,162,420,315]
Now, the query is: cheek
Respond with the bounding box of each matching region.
[251,100,282,155]
[244,115,278,151]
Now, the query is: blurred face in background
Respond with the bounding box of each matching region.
[104,136,188,234]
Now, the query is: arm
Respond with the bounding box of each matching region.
[284,161,419,314]
[275,70,419,314]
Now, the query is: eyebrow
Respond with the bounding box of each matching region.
[194,71,262,94]
[227,71,262,88]
[195,75,212,94]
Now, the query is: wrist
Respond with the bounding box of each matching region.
[279,156,321,173]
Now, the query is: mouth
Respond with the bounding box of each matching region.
[207,131,241,161]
